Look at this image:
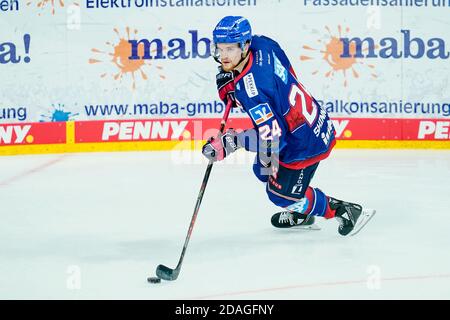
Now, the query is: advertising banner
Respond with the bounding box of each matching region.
[1,0,449,154]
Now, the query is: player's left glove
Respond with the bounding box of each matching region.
[202,129,241,162]
[216,67,236,105]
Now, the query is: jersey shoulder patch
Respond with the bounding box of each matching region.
[273,52,288,84]
[248,103,274,125]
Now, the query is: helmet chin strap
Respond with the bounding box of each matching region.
[213,55,221,64]
[235,50,249,69]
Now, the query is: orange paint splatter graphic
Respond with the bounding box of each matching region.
[300,26,377,87]
[90,27,166,91]
[26,0,79,15]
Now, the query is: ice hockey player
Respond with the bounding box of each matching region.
[202,16,375,236]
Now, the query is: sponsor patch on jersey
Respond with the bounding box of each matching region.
[273,53,288,84]
[243,73,258,98]
[249,103,274,125]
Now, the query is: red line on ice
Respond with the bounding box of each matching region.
[0,155,67,187]
[190,273,450,299]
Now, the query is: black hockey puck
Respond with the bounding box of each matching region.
[147,277,161,284]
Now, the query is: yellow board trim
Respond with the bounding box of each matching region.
[0,139,449,156]
[0,141,194,156]
[66,121,75,145]
[335,140,450,149]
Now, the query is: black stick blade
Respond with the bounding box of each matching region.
[156,264,179,281]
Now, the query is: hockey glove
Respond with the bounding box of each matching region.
[216,67,236,105]
[202,129,241,162]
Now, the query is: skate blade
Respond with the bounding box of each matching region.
[350,209,376,236]
[292,223,321,231]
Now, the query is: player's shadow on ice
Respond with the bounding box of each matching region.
[110,228,340,264]
[1,226,343,264]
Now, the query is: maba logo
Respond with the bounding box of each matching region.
[0,34,31,65]
[340,30,449,60]
[26,0,79,15]
[127,30,211,61]
[89,27,167,90]
[301,26,449,87]
[300,26,378,87]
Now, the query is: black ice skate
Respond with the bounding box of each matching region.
[271,212,320,230]
[329,197,376,236]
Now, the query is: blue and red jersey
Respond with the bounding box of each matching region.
[233,35,336,169]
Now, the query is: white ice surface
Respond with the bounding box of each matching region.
[0,149,449,299]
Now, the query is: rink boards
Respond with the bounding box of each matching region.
[0,117,449,155]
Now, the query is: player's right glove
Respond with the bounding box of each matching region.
[202,129,241,162]
[216,67,235,105]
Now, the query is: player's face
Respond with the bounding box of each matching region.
[216,43,243,71]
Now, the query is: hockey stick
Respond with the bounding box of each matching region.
[154,99,234,281]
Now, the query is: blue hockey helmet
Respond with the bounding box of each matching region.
[212,16,252,49]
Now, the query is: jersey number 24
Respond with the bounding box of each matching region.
[288,83,318,129]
